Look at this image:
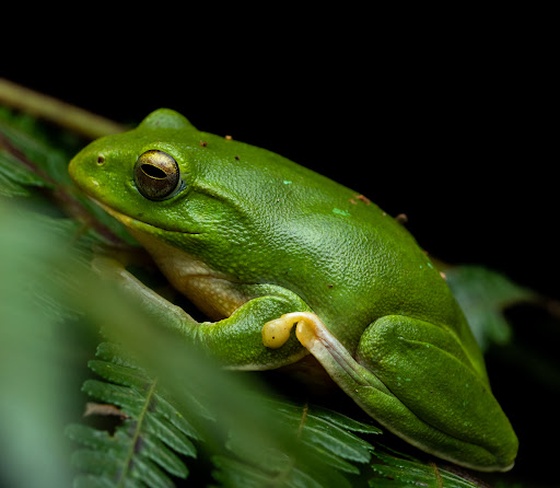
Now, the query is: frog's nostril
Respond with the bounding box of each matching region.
[96,155,105,165]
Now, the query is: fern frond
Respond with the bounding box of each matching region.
[66,343,199,487]
[0,106,77,195]
[0,107,134,245]
[215,399,381,487]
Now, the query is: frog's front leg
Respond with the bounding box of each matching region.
[263,312,518,472]
[92,257,310,370]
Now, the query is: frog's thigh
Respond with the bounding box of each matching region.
[360,316,517,469]
[356,315,498,443]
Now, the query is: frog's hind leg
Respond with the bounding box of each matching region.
[280,312,516,472]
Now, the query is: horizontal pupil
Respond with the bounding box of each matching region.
[142,163,168,179]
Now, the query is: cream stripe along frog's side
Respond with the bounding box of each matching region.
[69,109,518,472]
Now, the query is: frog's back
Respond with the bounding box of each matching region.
[190,138,469,353]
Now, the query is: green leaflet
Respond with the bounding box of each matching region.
[370,449,482,487]
[262,400,380,465]
[0,147,48,196]
[445,265,537,350]
[0,109,74,195]
[212,454,333,488]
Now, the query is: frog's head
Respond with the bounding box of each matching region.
[68,109,247,254]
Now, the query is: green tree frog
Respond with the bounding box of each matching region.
[68,109,518,472]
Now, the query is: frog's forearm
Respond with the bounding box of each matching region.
[93,257,309,369]
[197,296,310,369]
[92,256,199,335]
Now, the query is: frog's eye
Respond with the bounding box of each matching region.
[134,150,183,200]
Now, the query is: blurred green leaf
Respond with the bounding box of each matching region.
[445,265,537,350]
[0,202,83,487]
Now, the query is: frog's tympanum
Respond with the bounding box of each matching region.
[69,109,518,472]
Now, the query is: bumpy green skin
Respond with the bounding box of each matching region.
[69,109,518,471]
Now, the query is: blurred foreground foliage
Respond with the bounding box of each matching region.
[1,81,559,487]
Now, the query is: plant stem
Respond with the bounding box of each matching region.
[0,78,125,139]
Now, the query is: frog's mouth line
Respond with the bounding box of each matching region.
[91,198,199,235]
